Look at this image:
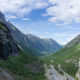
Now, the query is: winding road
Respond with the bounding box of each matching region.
[44,64,75,80]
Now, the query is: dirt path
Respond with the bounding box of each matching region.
[44,64,75,80]
[44,64,52,80]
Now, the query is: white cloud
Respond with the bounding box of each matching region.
[0,0,80,24]
[48,17,57,23]
[75,17,80,23]
[46,0,80,24]
[22,18,31,21]
[0,0,48,16]
[7,15,17,19]
[52,33,79,45]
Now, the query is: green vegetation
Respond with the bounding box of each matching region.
[43,44,80,77]
[0,19,46,80]
[0,51,46,80]
[0,22,7,31]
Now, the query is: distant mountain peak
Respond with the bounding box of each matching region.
[66,34,80,47]
[26,34,62,54]
[26,34,40,39]
[42,38,55,42]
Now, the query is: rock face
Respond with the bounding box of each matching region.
[66,34,80,47]
[0,21,19,59]
[0,12,5,21]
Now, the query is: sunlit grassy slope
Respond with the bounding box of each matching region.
[0,51,46,80]
[43,44,80,77]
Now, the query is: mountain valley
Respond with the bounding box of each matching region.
[0,11,80,80]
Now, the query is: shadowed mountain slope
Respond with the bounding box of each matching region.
[0,12,62,56]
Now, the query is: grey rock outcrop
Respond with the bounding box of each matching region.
[0,21,19,59]
[0,12,5,21]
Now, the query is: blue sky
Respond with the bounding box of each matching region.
[0,0,80,45]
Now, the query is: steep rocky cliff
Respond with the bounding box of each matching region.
[0,21,19,59]
[0,11,5,21]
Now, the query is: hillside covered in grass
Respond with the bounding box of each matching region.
[0,51,46,80]
[43,39,80,77]
[0,15,46,80]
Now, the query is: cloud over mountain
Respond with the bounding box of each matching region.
[0,0,80,24]
[47,0,80,24]
[0,0,48,15]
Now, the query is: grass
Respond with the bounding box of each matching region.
[0,22,7,31]
[0,51,46,80]
[0,21,46,80]
[43,44,80,77]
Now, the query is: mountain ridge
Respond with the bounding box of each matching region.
[0,12,62,56]
[65,34,80,47]
[26,34,62,54]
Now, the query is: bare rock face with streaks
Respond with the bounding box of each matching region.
[0,21,19,59]
[0,12,5,21]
